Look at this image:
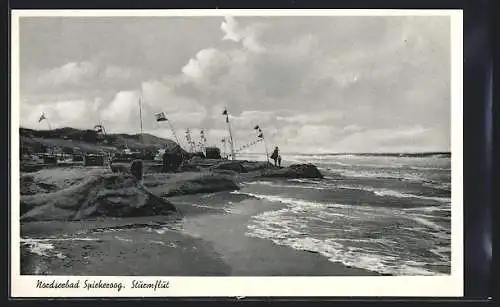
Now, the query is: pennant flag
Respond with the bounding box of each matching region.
[258,133,264,138]
[38,113,46,123]
[155,112,168,122]
[94,124,103,133]
[222,109,228,116]
[254,125,260,130]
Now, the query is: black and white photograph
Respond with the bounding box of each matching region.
[11,9,463,297]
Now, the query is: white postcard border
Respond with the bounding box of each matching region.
[10,9,464,298]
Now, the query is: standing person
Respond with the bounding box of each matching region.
[278,155,282,167]
[270,146,279,166]
[130,159,144,185]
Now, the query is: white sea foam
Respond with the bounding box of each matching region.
[245,180,329,190]
[21,238,70,259]
[114,236,133,242]
[231,191,348,211]
[336,184,451,203]
[21,237,100,242]
[238,154,451,275]
[246,227,442,276]
[410,216,446,232]
[193,203,218,210]
[327,168,430,182]
[372,189,451,203]
[288,178,323,184]
[21,239,55,257]
[241,191,450,275]
[402,206,451,213]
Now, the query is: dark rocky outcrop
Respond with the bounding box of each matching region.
[20,175,58,195]
[142,173,240,198]
[162,144,188,172]
[212,161,248,173]
[260,163,324,179]
[20,174,177,222]
[240,161,274,172]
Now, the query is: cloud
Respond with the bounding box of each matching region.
[230,110,275,128]
[19,16,451,152]
[103,65,134,80]
[20,98,103,130]
[221,16,265,53]
[275,112,343,125]
[331,125,438,153]
[101,91,139,125]
[38,61,98,87]
[32,61,143,94]
[181,48,230,83]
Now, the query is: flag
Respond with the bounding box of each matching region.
[222,109,229,123]
[254,125,260,130]
[258,133,264,138]
[155,112,168,122]
[94,124,103,133]
[38,113,46,123]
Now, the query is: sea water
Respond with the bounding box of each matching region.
[235,153,451,275]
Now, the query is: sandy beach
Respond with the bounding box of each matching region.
[21,196,377,276]
[19,162,378,276]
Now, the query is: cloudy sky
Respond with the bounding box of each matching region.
[19,15,450,153]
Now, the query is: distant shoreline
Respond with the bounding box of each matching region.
[242,152,451,158]
[18,127,450,158]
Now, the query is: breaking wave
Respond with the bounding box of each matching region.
[237,191,450,276]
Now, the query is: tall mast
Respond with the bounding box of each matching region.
[138,96,144,143]
[167,121,181,147]
[254,125,270,164]
[42,113,52,130]
[221,138,227,159]
[223,107,236,160]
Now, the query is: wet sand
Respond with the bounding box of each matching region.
[20,192,378,276]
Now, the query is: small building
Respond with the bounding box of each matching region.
[205,147,222,159]
[84,154,105,166]
[43,154,58,164]
[72,154,84,162]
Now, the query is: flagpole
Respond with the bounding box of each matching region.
[138,96,144,144]
[255,125,270,164]
[221,138,227,159]
[262,136,270,164]
[224,107,236,160]
[44,115,54,156]
[41,113,52,130]
[45,118,52,130]
[167,121,181,147]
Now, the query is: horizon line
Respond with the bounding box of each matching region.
[19,126,450,155]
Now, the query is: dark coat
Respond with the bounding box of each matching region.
[130,159,144,181]
[271,149,279,160]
